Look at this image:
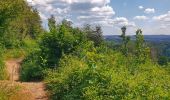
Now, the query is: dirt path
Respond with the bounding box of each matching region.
[5,58,48,100]
[6,58,22,81]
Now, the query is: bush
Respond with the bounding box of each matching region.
[45,50,170,100]
[22,39,39,56]
[20,39,43,82]
[20,51,44,82]
[39,26,86,68]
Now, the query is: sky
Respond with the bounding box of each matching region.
[26,0,170,35]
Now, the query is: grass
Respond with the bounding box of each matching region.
[0,81,33,100]
[0,59,8,80]
[3,39,39,60]
[3,48,25,60]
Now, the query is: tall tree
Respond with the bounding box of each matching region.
[135,29,144,56]
[135,29,149,63]
[94,25,104,46]
[48,15,57,33]
[120,26,130,56]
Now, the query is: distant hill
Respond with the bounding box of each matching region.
[104,35,170,43]
[104,35,170,59]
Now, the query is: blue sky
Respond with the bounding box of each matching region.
[27,0,170,35]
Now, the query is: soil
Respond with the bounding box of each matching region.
[5,58,48,100]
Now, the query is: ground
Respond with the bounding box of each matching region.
[4,58,48,100]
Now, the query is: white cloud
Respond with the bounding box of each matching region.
[25,0,170,35]
[91,5,115,16]
[109,17,136,27]
[134,16,148,20]
[144,8,155,14]
[153,11,170,29]
[138,6,144,10]
[153,11,170,22]
[26,0,115,25]
[60,0,110,5]
[140,11,170,35]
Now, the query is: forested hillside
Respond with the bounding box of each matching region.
[1,0,170,100]
[105,35,170,65]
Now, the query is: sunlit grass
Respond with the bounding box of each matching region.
[0,81,33,100]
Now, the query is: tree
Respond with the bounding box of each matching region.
[135,29,150,63]
[120,26,130,56]
[0,0,43,48]
[135,29,144,55]
[94,25,104,46]
[39,18,86,67]
[48,15,57,33]
[83,24,103,46]
[158,56,169,66]
[61,19,72,28]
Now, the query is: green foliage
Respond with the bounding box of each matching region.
[0,44,7,80]
[48,15,57,33]
[1,2,166,98]
[39,18,86,67]
[19,39,43,81]
[0,63,6,80]
[45,48,170,100]
[3,49,24,60]
[158,56,169,66]
[120,26,130,56]
[0,0,43,48]
[0,60,6,80]
[135,29,150,63]
[20,50,43,82]
[83,24,104,46]
[20,18,87,81]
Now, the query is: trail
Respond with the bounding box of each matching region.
[5,58,48,100]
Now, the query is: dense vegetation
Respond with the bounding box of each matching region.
[1,0,170,100]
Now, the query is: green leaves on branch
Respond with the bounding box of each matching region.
[135,29,150,63]
[0,0,43,48]
[39,16,87,68]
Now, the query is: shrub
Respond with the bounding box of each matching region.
[45,50,170,100]
[20,39,43,82]
[20,51,44,82]
[39,26,86,68]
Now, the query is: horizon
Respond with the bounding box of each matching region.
[27,0,170,35]
[104,34,170,36]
